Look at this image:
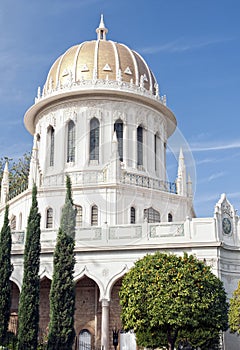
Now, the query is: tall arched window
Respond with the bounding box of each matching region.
[48,126,55,166]
[67,120,75,163]
[91,205,98,226]
[137,126,143,166]
[46,208,53,228]
[75,205,83,227]
[79,329,91,350]
[114,119,123,161]
[168,213,173,222]
[144,207,160,223]
[154,133,160,172]
[130,207,136,224]
[90,118,99,161]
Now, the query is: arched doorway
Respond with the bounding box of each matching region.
[75,276,101,349]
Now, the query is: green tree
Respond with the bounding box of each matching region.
[229,280,240,334]
[0,205,13,345]
[47,176,76,350]
[17,184,41,350]
[119,252,228,350]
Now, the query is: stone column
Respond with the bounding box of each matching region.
[101,299,110,350]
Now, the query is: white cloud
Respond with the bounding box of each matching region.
[190,141,240,152]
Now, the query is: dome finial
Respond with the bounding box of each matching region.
[96,14,108,40]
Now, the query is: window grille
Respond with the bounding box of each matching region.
[79,329,91,350]
[67,120,75,163]
[90,118,99,161]
[91,205,98,226]
[46,208,53,228]
[114,119,123,161]
[137,126,143,166]
[75,205,83,227]
[144,207,160,223]
[130,207,136,224]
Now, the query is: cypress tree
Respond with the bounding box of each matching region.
[17,183,41,350]
[47,175,76,350]
[0,205,13,345]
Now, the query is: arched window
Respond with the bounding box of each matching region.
[144,207,160,223]
[154,133,160,172]
[137,126,143,166]
[168,213,173,222]
[48,126,55,166]
[10,215,16,230]
[114,119,123,161]
[130,207,136,224]
[75,205,83,227]
[90,118,99,161]
[79,329,91,350]
[67,120,75,163]
[91,205,98,226]
[46,208,53,228]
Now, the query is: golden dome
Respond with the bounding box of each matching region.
[44,15,158,95]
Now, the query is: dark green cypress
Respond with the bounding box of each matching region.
[47,176,76,350]
[0,205,13,345]
[17,184,41,350]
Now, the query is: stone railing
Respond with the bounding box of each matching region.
[35,78,167,106]
[122,172,177,194]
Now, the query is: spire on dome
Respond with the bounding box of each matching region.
[96,14,108,40]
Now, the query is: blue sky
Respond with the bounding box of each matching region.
[0,0,239,217]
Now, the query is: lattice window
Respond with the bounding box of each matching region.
[137,126,143,166]
[75,205,83,227]
[67,120,75,163]
[130,207,136,224]
[91,205,98,226]
[114,119,123,161]
[144,207,160,223]
[90,118,99,161]
[79,329,91,350]
[46,208,53,228]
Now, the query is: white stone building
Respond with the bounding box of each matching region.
[0,16,240,350]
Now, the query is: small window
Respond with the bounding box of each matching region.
[75,205,83,227]
[91,205,98,226]
[168,213,173,222]
[130,207,136,224]
[79,329,91,350]
[10,215,16,230]
[18,213,22,230]
[46,208,53,228]
[144,207,160,223]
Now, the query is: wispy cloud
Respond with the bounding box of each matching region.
[190,140,240,152]
[139,37,234,55]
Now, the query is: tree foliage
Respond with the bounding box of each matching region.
[0,153,31,197]
[119,252,228,350]
[229,280,240,334]
[0,206,13,345]
[47,176,76,350]
[17,184,41,350]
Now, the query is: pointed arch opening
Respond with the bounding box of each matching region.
[91,205,98,226]
[137,125,143,167]
[130,206,136,224]
[46,208,53,228]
